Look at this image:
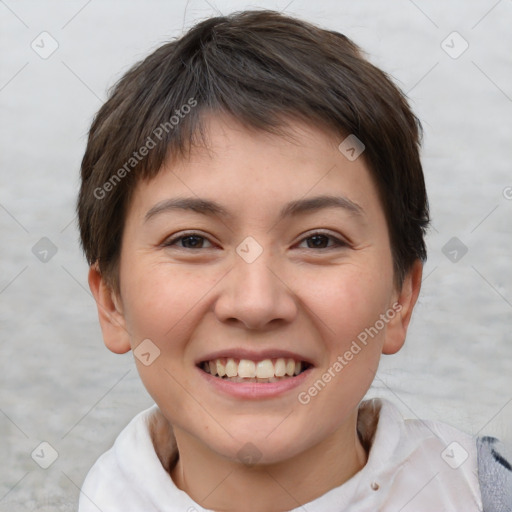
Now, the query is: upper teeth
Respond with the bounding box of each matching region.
[205,358,303,379]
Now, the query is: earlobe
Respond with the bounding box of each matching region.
[382,260,423,355]
[88,265,132,354]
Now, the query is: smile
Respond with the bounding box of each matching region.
[200,357,311,383]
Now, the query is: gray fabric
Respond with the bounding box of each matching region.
[477,436,512,512]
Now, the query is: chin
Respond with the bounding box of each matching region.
[211,426,313,467]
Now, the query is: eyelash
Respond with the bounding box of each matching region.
[161,231,348,251]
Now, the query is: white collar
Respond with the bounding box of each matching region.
[80,398,483,511]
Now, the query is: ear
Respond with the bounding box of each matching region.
[382,259,423,355]
[88,264,131,354]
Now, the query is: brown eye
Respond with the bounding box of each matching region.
[163,232,213,249]
[298,232,347,250]
[306,234,330,248]
[179,235,207,248]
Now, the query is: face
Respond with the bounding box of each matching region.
[93,114,419,465]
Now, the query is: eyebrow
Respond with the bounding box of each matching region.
[144,194,364,223]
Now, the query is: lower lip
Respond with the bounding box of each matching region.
[196,366,313,399]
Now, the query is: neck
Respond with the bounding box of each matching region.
[169,411,367,512]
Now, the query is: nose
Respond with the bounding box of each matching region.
[213,248,298,330]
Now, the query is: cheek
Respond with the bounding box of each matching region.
[297,262,393,350]
[119,262,208,406]
[120,260,204,351]
[293,268,390,436]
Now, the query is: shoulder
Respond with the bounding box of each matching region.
[78,405,173,512]
[357,398,483,510]
[363,398,512,511]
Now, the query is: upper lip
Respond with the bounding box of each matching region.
[196,348,315,367]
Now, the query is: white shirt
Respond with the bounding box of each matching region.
[78,398,483,511]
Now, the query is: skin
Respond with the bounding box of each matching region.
[89,113,422,512]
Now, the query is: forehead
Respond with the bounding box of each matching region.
[127,113,384,227]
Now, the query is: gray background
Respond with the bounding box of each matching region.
[1,0,511,510]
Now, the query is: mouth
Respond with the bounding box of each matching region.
[198,357,312,383]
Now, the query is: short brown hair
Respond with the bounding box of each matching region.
[77,9,429,293]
